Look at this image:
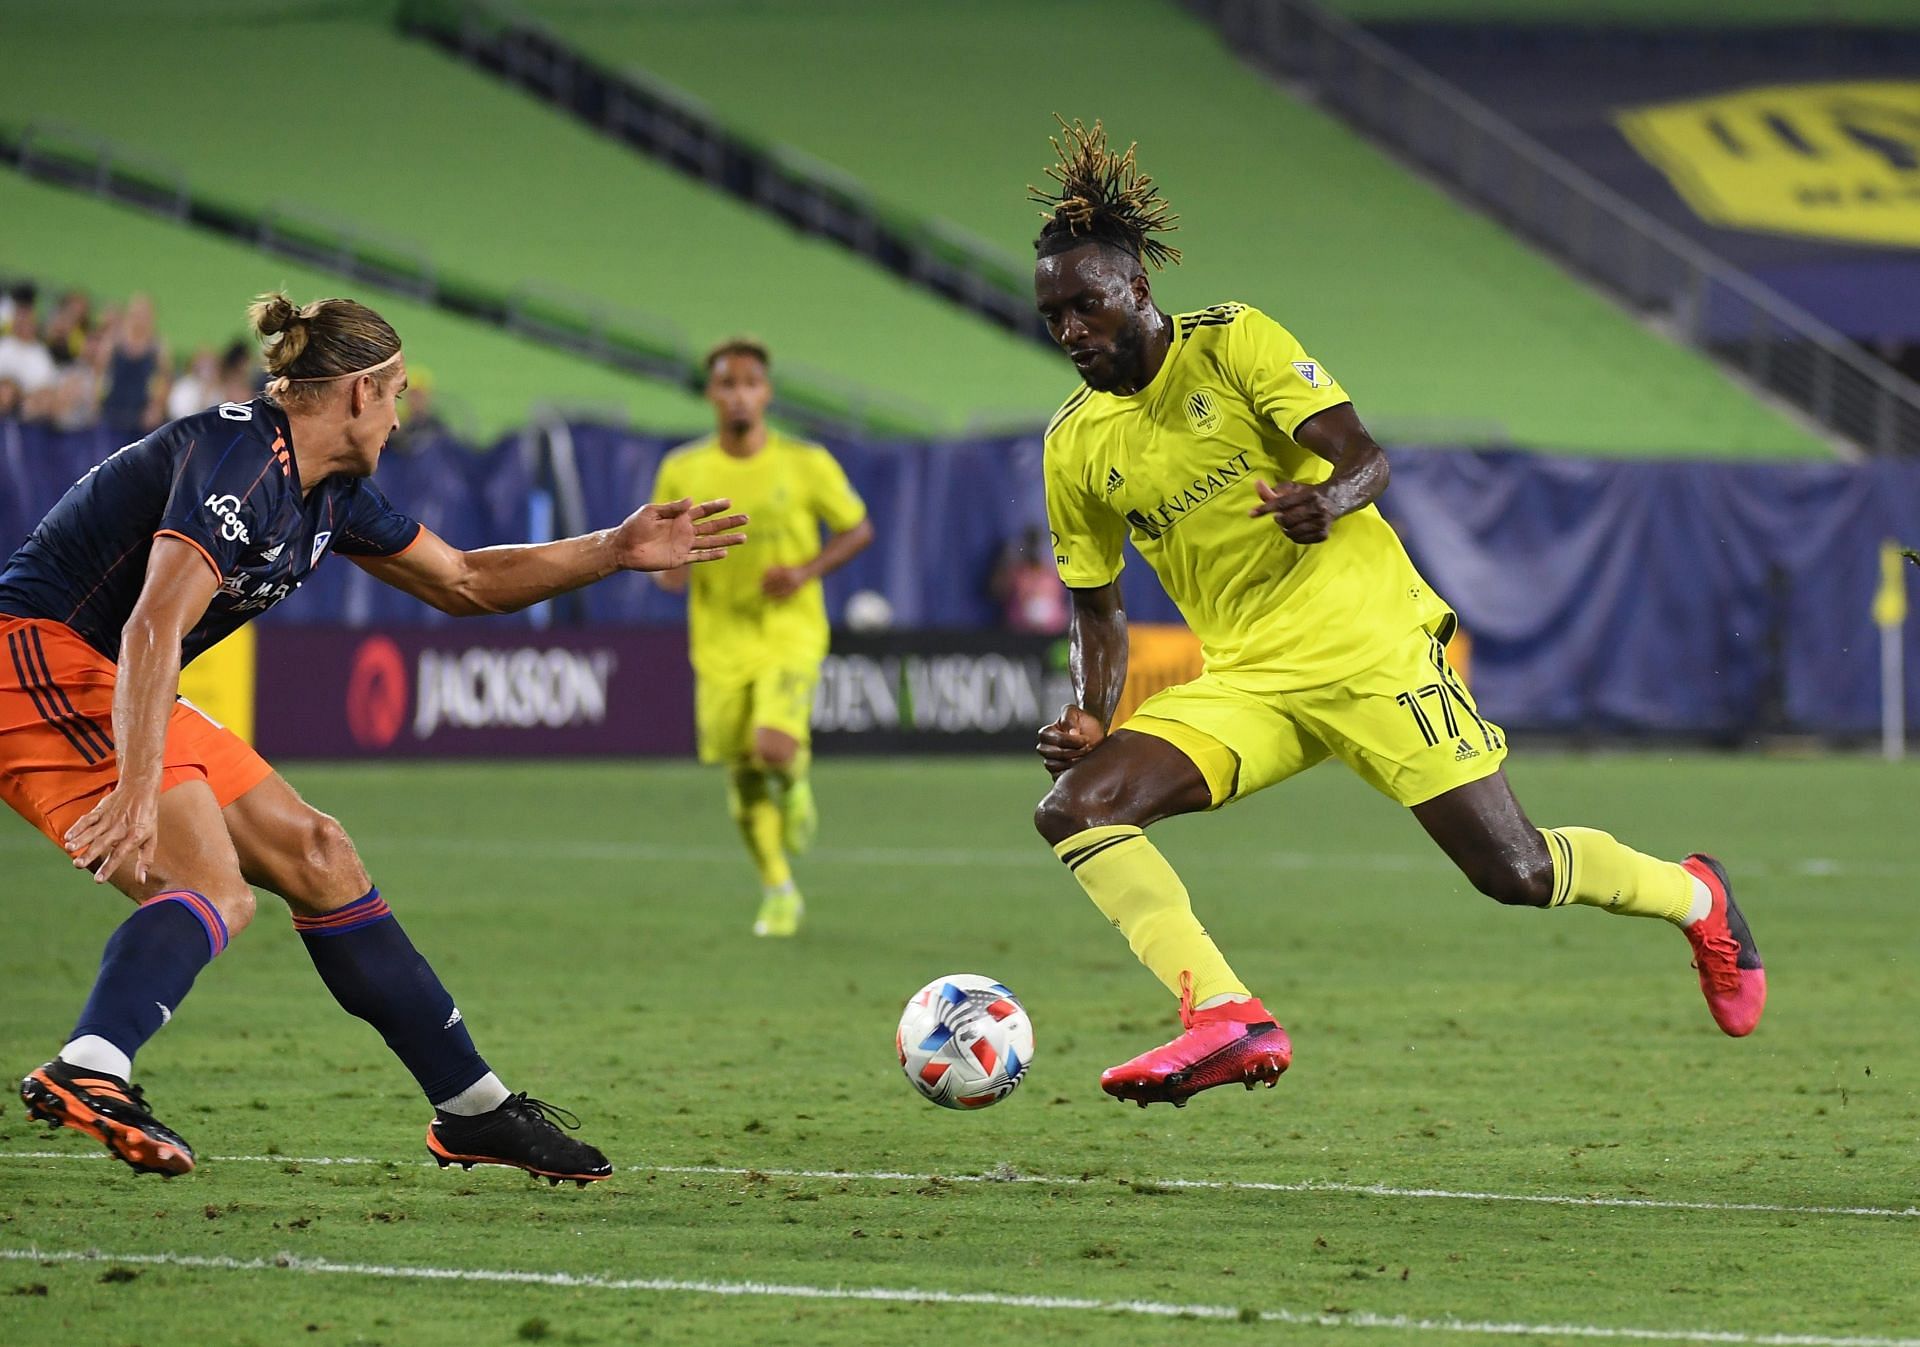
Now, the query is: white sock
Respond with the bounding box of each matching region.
[433,1072,510,1116]
[59,1036,132,1081]
[1196,994,1251,1011]
[1683,876,1713,926]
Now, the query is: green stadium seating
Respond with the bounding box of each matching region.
[520,0,1827,457]
[0,0,1833,454]
[0,169,713,436]
[0,6,1066,435]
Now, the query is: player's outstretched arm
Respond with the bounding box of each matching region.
[354,498,748,616]
[1038,581,1128,777]
[1249,402,1389,545]
[64,538,220,885]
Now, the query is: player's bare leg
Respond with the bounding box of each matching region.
[1411,770,1764,1035]
[223,773,612,1182]
[1035,730,1292,1106]
[21,780,255,1176]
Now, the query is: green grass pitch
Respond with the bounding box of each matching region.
[1,753,1915,1345]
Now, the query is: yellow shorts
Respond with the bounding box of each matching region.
[695,663,819,765]
[1122,622,1506,809]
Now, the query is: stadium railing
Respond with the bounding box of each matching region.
[1185,0,1920,457]
[0,122,942,442]
[393,0,1051,347]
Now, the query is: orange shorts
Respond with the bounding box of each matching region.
[0,617,273,848]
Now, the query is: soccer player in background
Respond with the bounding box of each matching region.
[1025,122,1765,1108]
[651,341,873,937]
[2,293,747,1177]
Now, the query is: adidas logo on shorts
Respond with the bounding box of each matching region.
[1454,740,1479,762]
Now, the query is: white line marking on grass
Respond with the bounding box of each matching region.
[3,1151,1912,1220]
[0,1247,1913,1345]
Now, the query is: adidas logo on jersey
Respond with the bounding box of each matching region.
[1105,467,1125,496]
[261,543,284,561]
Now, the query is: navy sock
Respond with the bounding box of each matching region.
[69,891,230,1068]
[294,888,491,1104]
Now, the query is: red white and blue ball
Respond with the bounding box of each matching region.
[896,974,1034,1110]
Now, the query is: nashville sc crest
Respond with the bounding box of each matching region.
[1183,388,1222,437]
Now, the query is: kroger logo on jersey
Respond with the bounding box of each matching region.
[1123,450,1255,542]
[203,493,250,544]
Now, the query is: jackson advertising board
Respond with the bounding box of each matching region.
[253,627,694,758]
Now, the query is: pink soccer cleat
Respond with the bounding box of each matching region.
[1100,977,1291,1108]
[1680,854,1766,1037]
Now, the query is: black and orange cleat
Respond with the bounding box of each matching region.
[19,1059,195,1176]
[426,1092,613,1187]
[1680,854,1766,1037]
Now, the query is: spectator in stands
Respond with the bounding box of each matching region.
[0,377,23,423]
[99,293,169,435]
[0,289,58,422]
[389,362,448,454]
[216,339,260,404]
[166,346,222,420]
[47,325,110,433]
[43,289,93,366]
[991,525,1069,635]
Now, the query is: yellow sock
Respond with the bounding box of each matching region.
[1540,826,1695,924]
[1053,825,1248,1004]
[728,767,791,890]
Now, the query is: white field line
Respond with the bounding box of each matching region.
[2,1150,1913,1220]
[0,1247,1913,1346]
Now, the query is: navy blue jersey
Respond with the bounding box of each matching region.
[0,398,421,664]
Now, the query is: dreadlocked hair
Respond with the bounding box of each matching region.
[1030,117,1182,271]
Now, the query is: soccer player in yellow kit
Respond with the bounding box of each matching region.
[653,341,874,936]
[1026,121,1765,1108]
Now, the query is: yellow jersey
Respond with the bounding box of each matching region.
[1044,303,1448,689]
[652,431,867,680]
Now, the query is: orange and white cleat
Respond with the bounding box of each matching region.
[1100,977,1291,1108]
[19,1059,195,1176]
[1680,854,1766,1037]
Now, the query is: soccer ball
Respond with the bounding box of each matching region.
[896,974,1034,1110]
[843,588,894,631]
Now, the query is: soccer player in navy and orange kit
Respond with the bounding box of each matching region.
[1024,122,1765,1108]
[1,292,747,1179]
